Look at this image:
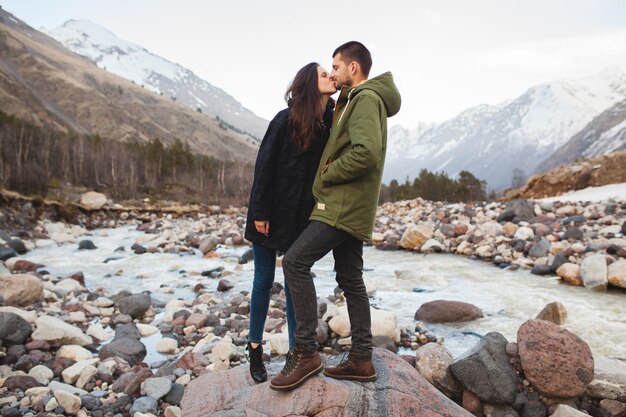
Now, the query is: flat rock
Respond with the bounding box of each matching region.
[586,357,626,401]
[580,253,608,291]
[32,315,93,346]
[517,319,594,397]
[117,293,152,318]
[415,300,483,323]
[181,348,472,417]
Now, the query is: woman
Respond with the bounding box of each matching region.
[244,62,336,383]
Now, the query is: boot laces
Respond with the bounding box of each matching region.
[336,351,351,368]
[282,349,302,375]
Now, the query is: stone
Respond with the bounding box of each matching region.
[62,358,100,384]
[502,222,518,237]
[0,306,37,323]
[28,364,54,384]
[156,338,178,354]
[268,332,290,355]
[75,365,97,389]
[497,200,534,224]
[0,273,43,306]
[165,405,182,417]
[415,342,462,397]
[580,253,608,291]
[78,240,97,250]
[563,227,584,241]
[48,381,88,396]
[32,315,93,346]
[528,238,551,259]
[182,348,472,417]
[80,191,107,210]
[130,396,158,415]
[217,279,234,291]
[400,224,434,250]
[136,323,159,337]
[450,332,518,404]
[117,293,152,318]
[86,324,113,342]
[483,404,519,417]
[238,248,254,264]
[395,270,447,290]
[421,238,444,253]
[54,390,82,415]
[198,237,218,255]
[141,376,172,400]
[3,375,43,390]
[514,227,534,240]
[57,345,93,361]
[0,246,18,261]
[98,337,146,366]
[54,278,84,293]
[415,300,483,323]
[550,252,569,272]
[608,259,626,289]
[550,404,589,417]
[535,302,567,325]
[556,263,582,286]
[0,312,32,344]
[462,389,482,416]
[517,319,594,398]
[185,313,209,328]
[599,399,626,417]
[586,357,626,401]
[164,383,185,405]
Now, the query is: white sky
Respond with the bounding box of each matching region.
[3,0,626,127]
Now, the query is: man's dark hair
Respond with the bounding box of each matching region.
[333,41,372,77]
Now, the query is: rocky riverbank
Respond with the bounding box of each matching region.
[1,189,626,416]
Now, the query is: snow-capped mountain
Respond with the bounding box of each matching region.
[49,19,268,140]
[384,66,626,190]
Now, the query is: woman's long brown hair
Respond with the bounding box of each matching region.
[285,62,332,151]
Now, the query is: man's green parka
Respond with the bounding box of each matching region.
[309,72,401,242]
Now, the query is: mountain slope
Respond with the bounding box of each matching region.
[534,98,626,173]
[49,19,268,140]
[384,67,626,190]
[0,9,257,161]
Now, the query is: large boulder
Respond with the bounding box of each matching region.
[517,319,594,398]
[449,332,518,404]
[0,273,43,306]
[580,254,608,291]
[181,348,472,417]
[496,200,534,224]
[80,191,107,210]
[415,300,483,323]
[400,224,434,250]
[330,306,400,342]
[0,311,33,345]
[32,315,93,346]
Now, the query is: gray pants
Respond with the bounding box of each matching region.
[282,221,372,357]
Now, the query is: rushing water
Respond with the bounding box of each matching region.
[21,225,626,360]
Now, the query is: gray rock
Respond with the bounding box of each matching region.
[130,396,158,415]
[550,253,569,272]
[587,358,626,401]
[164,383,185,406]
[528,238,550,259]
[563,227,583,241]
[141,376,172,400]
[7,240,27,255]
[114,323,141,340]
[580,253,608,291]
[0,246,18,261]
[0,312,32,344]
[118,293,151,318]
[497,200,534,224]
[238,248,254,265]
[99,337,146,366]
[450,332,518,404]
[483,404,520,417]
[78,240,97,250]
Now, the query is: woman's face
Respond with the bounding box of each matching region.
[317,66,337,95]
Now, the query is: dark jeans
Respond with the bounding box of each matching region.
[282,221,372,357]
[249,244,297,350]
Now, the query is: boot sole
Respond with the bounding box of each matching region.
[322,371,377,382]
[269,363,324,391]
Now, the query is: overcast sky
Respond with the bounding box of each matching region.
[3,0,626,127]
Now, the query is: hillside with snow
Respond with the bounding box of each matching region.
[49,19,268,140]
[384,66,626,190]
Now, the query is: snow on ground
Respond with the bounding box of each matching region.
[539,182,626,203]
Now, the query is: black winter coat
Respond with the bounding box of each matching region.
[245,106,333,252]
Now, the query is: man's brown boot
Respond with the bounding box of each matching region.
[323,352,377,382]
[270,346,323,391]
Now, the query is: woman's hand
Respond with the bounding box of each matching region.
[254,220,270,236]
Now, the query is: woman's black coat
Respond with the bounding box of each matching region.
[245,106,332,252]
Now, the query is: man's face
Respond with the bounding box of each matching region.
[330,53,352,89]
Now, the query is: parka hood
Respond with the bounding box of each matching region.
[353,72,401,117]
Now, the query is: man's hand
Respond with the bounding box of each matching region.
[254,220,270,236]
[322,158,333,173]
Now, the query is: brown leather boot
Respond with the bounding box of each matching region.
[323,352,377,382]
[269,347,323,391]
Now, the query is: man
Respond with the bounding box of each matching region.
[270,41,401,391]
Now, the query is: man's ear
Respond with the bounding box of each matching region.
[349,61,359,76]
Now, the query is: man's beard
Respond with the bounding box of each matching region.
[335,78,352,90]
